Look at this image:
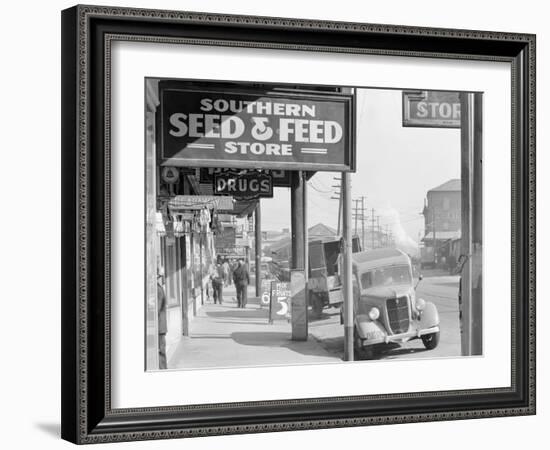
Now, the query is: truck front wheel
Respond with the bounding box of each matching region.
[353,329,374,360]
[421,331,440,350]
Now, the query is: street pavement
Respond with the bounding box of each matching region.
[168,272,461,369]
[168,283,338,370]
[309,272,461,360]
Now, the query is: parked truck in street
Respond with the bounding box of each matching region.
[268,235,361,317]
[308,236,361,317]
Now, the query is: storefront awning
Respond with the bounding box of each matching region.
[168,195,234,211]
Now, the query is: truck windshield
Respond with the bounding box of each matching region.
[360,265,412,289]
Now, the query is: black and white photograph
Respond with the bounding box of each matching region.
[144,79,482,371]
[55,2,537,445]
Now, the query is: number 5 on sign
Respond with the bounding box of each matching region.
[269,281,291,323]
[276,296,289,316]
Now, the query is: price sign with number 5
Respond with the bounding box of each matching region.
[269,281,291,322]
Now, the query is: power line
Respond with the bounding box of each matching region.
[310,177,334,192]
[307,177,333,193]
[307,181,333,194]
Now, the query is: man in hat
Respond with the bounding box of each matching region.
[232,259,250,308]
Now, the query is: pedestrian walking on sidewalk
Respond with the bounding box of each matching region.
[233,258,249,308]
[222,259,230,287]
[228,258,236,286]
[210,263,224,304]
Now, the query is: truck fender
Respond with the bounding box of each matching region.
[355,315,385,340]
[420,302,439,329]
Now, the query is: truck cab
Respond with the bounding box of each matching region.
[308,236,361,316]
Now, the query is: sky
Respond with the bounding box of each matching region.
[260,88,461,251]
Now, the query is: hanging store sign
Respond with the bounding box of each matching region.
[214,170,273,200]
[402,90,461,128]
[235,237,251,248]
[215,247,245,257]
[200,167,291,187]
[215,227,236,249]
[161,166,180,184]
[159,85,354,171]
[168,195,234,211]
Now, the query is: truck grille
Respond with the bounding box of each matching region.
[386,296,410,334]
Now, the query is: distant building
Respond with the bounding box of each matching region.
[308,223,337,239]
[423,179,461,235]
[421,179,461,269]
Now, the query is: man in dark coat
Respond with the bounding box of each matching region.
[157,275,167,370]
[232,259,250,308]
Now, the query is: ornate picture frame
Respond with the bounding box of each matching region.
[61,4,535,444]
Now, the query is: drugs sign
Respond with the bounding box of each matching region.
[159,84,354,171]
[402,90,461,128]
[214,170,273,200]
[200,167,291,187]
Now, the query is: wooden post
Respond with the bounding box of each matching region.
[361,196,365,250]
[337,184,343,236]
[291,171,305,269]
[255,202,261,297]
[342,171,354,361]
[180,236,189,336]
[199,233,204,305]
[291,170,307,341]
[471,93,483,356]
[460,92,483,356]
[302,171,309,335]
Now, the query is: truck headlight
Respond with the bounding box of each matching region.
[368,307,380,321]
[416,298,426,311]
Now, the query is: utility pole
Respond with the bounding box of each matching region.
[342,172,353,362]
[370,208,376,249]
[352,197,367,250]
[255,202,261,297]
[353,199,361,237]
[432,207,437,266]
[376,216,381,248]
[331,176,342,235]
[460,91,483,357]
[360,197,365,250]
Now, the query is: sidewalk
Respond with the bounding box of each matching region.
[169,283,338,370]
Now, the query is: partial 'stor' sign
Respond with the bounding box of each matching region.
[402,90,461,128]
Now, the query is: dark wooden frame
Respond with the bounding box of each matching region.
[61,4,536,444]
